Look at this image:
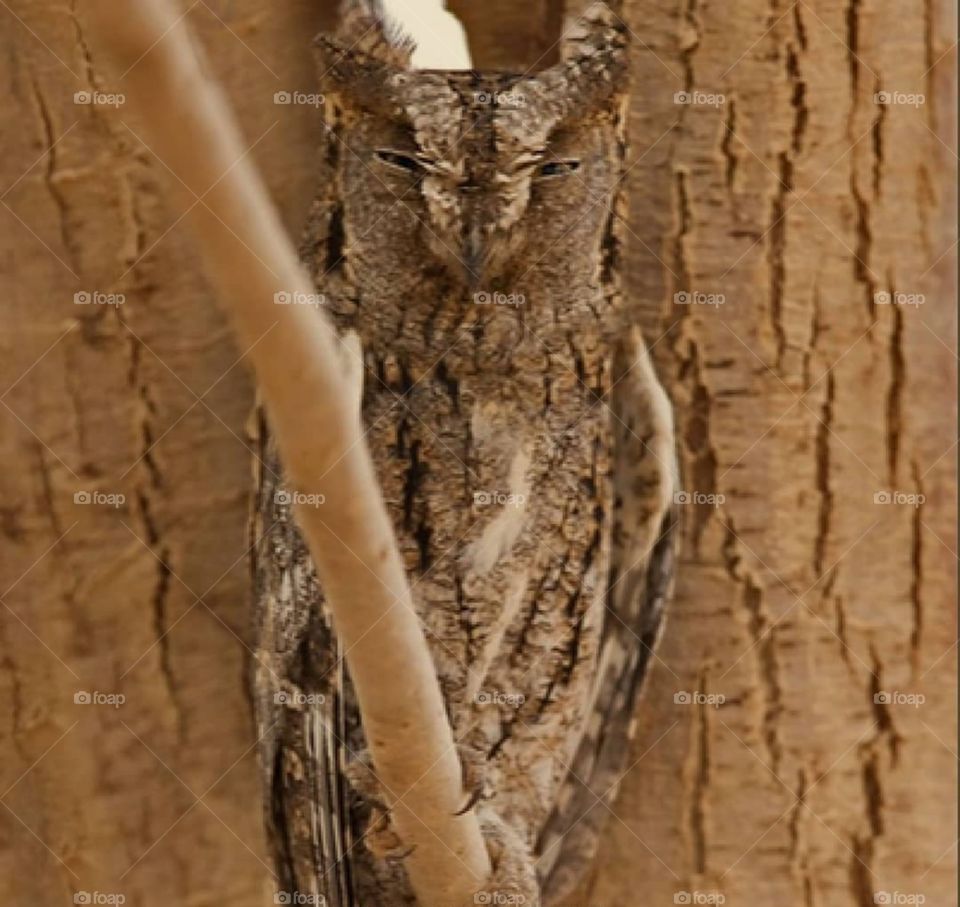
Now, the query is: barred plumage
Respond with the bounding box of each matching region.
[251,4,677,904]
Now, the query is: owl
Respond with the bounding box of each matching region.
[251,2,678,905]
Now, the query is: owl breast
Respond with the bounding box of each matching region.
[354,310,615,845]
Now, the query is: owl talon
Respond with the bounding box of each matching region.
[344,750,384,806]
[455,784,484,816]
[363,807,411,862]
[344,751,413,860]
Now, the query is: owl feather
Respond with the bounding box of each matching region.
[251,3,677,905]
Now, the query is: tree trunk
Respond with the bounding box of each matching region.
[561,1,959,905]
[0,2,334,904]
[0,2,954,906]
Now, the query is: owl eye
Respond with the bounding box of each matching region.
[537,159,581,179]
[375,149,423,175]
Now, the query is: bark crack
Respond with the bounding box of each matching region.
[851,173,877,323]
[814,372,835,576]
[867,647,903,766]
[786,20,808,155]
[678,0,701,101]
[884,304,905,483]
[851,648,902,906]
[685,369,719,550]
[845,0,863,115]
[68,0,101,89]
[909,460,924,670]
[744,579,783,773]
[787,769,815,907]
[871,76,887,197]
[834,595,856,670]
[720,99,739,194]
[767,152,793,368]
[117,304,185,740]
[723,525,783,774]
[31,82,79,269]
[850,76,884,325]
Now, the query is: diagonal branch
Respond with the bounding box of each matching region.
[84,2,490,905]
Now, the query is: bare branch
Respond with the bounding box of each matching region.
[84,2,491,904]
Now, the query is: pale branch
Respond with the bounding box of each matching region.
[84,1,491,904]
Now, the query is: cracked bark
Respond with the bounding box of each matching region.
[0,1,954,906]
[560,0,957,905]
[0,0,335,904]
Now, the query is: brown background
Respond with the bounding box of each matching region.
[0,1,955,905]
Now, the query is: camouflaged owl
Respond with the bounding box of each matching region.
[251,2,678,904]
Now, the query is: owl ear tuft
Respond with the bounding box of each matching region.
[533,1,629,121]
[313,36,401,116]
[334,0,417,69]
[313,1,418,118]
[560,2,627,67]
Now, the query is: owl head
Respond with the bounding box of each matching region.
[314,3,628,294]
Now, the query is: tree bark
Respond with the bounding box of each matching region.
[0,2,954,906]
[561,1,959,906]
[0,2,334,904]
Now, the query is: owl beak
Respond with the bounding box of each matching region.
[463,224,486,292]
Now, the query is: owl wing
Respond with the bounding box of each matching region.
[536,328,678,903]
[251,408,362,907]
[250,7,392,894]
